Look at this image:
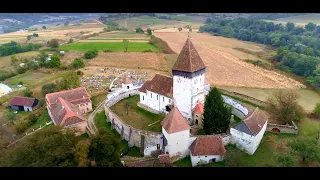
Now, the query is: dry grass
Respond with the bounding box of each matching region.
[60,51,84,65]
[0,51,40,68]
[154,31,304,89]
[89,31,149,40]
[86,52,168,72]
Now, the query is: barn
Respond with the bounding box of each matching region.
[9,96,39,112]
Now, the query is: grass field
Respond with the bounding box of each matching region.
[110,95,164,132]
[265,14,320,26]
[60,42,159,52]
[88,31,149,40]
[0,51,40,68]
[218,86,320,112]
[155,31,304,89]
[94,111,143,157]
[91,92,107,109]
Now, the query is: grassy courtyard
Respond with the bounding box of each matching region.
[109,95,164,132]
[60,42,159,52]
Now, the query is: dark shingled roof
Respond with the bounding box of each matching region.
[138,74,173,98]
[233,107,268,136]
[161,107,190,134]
[10,96,36,107]
[189,136,226,156]
[172,38,206,73]
[45,87,91,105]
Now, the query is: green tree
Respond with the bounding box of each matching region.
[72,58,85,69]
[39,50,48,62]
[10,55,18,66]
[305,22,317,31]
[17,67,27,74]
[32,33,39,37]
[48,39,59,49]
[312,103,320,118]
[48,55,61,68]
[88,130,122,167]
[135,27,144,34]
[178,27,182,32]
[24,88,33,97]
[42,26,47,29]
[73,140,91,167]
[58,71,81,90]
[68,39,74,44]
[286,22,295,32]
[123,39,129,52]
[84,50,98,59]
[0,126,78,167]
[42,83,57,96]
[203,87,231,134]
[147,28,152,35]
[288,137,320,162]
[277,153,298,167]
[26,35,32,41]
[266,89,305,124]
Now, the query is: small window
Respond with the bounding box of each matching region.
[163,97,164,102]
[196,115,198,117]
[143,96,144,100]
[205,156,207,158]
[157,95,158,100]
[169,99,171,103]
[87,108,89,111]
[151,93,152,98]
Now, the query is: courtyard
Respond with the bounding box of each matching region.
[109,95,164,132]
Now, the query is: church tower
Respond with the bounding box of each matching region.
[172,37,206,123]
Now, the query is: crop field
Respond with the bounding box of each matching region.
[219,86,320,112]
[116,17,204,31]
[0,22,105,44]
[60,42,158,52]
[86,52,168,72]
[265,14,320,26]
[154,31,304,89]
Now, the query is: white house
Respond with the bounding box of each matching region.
[189,136,226,167]
[230,107,268,155]
[122,77,133,90]
[161,107,191,158]
[139,74,174,113]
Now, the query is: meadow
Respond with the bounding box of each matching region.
[265,14,320,26]
[60,42,159,52]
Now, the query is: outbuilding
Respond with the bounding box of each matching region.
[9,96,39,112]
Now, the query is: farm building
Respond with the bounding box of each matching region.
[45,87,92,135]
[189,136,226,167]
[230,107,268,155]
[122,76,133,90]
[9,96,39,112]
[0,83,12,97]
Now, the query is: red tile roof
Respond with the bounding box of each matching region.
[123,77,133,84]
[49,97,86,126]
[243,107,268,136]
[172,38,206,73]
[139,74,173,98]
[10,96,36,107]
[45,87,91,105]
[193,103,204,114]
[161,107,190,134]
[189,136,226,156]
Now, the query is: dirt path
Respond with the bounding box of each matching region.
[154,32,304,89]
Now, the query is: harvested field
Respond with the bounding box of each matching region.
[154,31,304,89]
[86,52,168,72]
[60,42,158,52]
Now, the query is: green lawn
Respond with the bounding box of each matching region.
[60,42,159,52]
[91,92,107,110]
[94,110,143,157]
[173,156,192,167]
[110,95,164,132]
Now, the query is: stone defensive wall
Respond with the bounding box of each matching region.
[104,88,162,150]
[266,121,299,134]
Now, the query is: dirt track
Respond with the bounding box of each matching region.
[154,32,304,89]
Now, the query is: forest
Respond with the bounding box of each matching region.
[200,18,320,87]
[0,41,42,56]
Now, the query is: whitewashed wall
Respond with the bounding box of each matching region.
[162,127,190,158]
[190,152,223,167]
[144,90,172,113]
[122,83,133,90]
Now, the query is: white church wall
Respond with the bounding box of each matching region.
[139,92,147,105]
[162,127,190,158]
[144,90,171,113]
[122,83,133,90]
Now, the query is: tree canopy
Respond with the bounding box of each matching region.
[42,83,57,96]
[203,87,231,134]
[0,41,41,57]
[48,39,59,49]
[288,137,320,162]
[58,71,81,91]
[84,50,98,59]
[72,58,85,69]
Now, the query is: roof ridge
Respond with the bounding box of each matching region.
[46,87,87,97]
[243,107,259,135]
[188,38,192,73]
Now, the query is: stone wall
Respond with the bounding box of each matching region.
[266,121,298,134]
[104,89,162,149]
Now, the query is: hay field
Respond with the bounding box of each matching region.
[218,86,320,113]
[0,51,39,68]
[86,52,168,72]
[154,31,304,89]
[87,31,149,40]
[60,42,158,52]
[0,22,105,44]
[265,14,320,26]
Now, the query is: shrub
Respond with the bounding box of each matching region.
[72,58,85,69]
[84,50,98,59]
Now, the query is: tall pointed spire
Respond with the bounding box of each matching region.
[172,38,206,73]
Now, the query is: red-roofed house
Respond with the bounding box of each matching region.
[189,136,226,166]
[193,103,204,128]
[122,76,133,90]
[10,96,39,112]
[45,87,92,134]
